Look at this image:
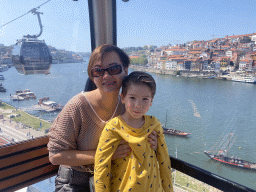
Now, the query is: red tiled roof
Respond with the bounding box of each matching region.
[221,45,230,48]
[240,59,251,62]
[166,48,186,52]
[220,57,230,60]
[191,48,204,51]
[168,55,184,58]
[188,51,201,54]
[0,136,10,146]
[129,56,140,59]
[169,57,186,61]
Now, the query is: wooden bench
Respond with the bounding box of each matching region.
[0,135,59,192]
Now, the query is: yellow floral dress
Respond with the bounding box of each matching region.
[94,115,173,192]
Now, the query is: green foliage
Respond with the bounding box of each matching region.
[123,46,157,55]
[130,55,148,65]
[12,111,52,130]
[0,103,15,110]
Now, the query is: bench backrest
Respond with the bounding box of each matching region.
[0,135,59,192]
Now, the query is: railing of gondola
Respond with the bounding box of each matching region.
[0,136,255,192]
[169,155,256,192]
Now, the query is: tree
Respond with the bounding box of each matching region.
[130,55,148,65]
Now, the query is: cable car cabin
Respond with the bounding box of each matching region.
[12,38,52,75]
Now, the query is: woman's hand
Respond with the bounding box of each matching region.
[148,130,158,150]
[112,130,158,160]
[112,140,131,160]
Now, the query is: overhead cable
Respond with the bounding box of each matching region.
[0,0,51,28]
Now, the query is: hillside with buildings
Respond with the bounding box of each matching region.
[2,32,256,73]
[128,33,256,74]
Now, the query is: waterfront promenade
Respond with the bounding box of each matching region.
[129,64,243,81]
[0,104,46,145]
[0,113,45,143]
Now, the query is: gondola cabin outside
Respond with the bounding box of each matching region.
[12,37,52,75]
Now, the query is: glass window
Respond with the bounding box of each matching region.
[0,0,256,191]
[0,0,90,142]
[117,0,256,190]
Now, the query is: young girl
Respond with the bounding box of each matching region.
[94,71,173,192]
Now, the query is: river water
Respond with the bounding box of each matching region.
[2,58,256,190]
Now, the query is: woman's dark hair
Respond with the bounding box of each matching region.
[88,44,130,80]
[122,71,156,98]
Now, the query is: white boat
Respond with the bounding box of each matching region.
[38,97,63,111]
[0,65,8,72]
[15,89,36,99]
[232,76,256,84]
[42,100,63,111]
[10,95,24,101]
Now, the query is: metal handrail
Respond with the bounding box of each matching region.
[1,136,255,191]
[170,155,256,192]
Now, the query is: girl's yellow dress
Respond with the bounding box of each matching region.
[94,115,173,192]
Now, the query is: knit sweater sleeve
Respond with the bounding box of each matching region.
[94,121,122,192]
[47,94,83,157]
[155,120,174,192]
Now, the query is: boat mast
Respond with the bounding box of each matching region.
[165,110,168,127]
[227,133,232,156]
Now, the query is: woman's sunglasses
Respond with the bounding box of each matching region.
[91,64,123,77]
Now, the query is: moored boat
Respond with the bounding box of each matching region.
[15,89,36,99]
[162,127,191,136]
[0,83,6,92]
[162,110,191,136]
[42,100,63,111]
[10,95,24,101]
[204,133,256,170]
[232,76,256,84]
[204,150,256,170]
[38,97,63,111]
[0,65,9,72]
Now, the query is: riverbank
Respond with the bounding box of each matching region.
[0,101,51,143]
[129,65,251,82]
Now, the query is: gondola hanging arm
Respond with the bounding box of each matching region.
[24,8,43,38]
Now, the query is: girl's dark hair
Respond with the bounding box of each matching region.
[122,71,156,98]
[88,44,130,80]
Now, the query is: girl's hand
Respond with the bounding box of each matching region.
[148,130,158,150]
[112,140,131,160]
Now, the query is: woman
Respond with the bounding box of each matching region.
[48,44,158,192]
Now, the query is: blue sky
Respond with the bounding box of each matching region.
[1,0,256,52]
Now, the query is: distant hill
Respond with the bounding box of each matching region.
[77,52,91,57]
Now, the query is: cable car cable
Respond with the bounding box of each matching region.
[0,0,51,28]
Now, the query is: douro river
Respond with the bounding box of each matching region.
[1,59,256,190]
